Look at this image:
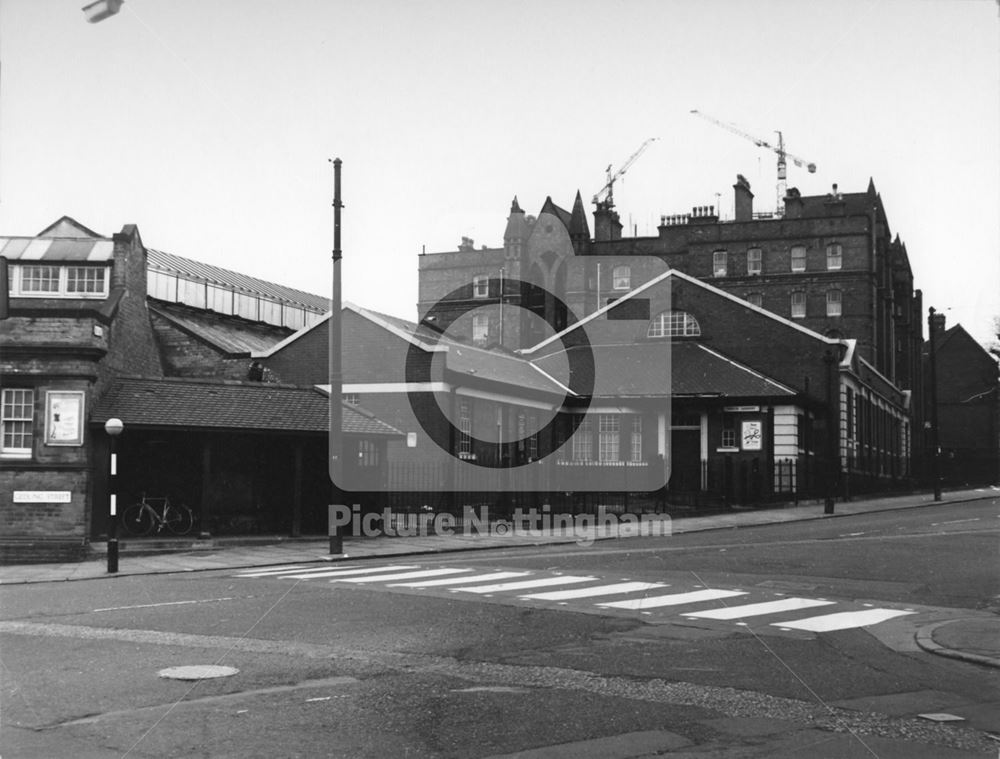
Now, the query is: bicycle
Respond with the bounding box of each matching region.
[121,494,195,537]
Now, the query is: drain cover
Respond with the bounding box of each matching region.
[158,665,239,681]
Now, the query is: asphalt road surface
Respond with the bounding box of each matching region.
[2,499,998,758]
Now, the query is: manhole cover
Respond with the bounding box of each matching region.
[158,665,239,681]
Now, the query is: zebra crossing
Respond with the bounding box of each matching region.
[232,562,917,634]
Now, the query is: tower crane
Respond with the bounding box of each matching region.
[592,137,659,208]
[690,110,816,215]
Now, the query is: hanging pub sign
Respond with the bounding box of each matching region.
[45,391,85,446]
[741,420,763,451]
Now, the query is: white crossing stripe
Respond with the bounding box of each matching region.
[279,565,420,580]
[772,608,916,632]
[453,576,597,594]
[388,571,531,588]
[598,589,747,610]
[234,565,318,577]
[331,568,473,584]
[520,582,669,601]
[683,597,835,620]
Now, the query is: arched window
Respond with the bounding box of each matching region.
[647,310,701,338]
[612,265,631,290]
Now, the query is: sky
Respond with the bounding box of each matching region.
[1,0,998,345]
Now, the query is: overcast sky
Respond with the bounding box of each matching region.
[1,0,997,344]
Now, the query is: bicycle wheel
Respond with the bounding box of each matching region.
[166,504,194,535]
[121,503,154,537]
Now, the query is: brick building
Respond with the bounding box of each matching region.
[417,179,924,489]
[254,271,910,513]
[1,218,398,562]
[924,315,1000,486]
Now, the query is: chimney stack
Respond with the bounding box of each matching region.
[929,311,946,336]
[733,174,754,222]
[783,187,803,219]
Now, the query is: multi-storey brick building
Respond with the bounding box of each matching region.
[417,178,925,491]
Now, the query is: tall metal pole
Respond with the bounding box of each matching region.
[928,307,942,501]
[329,158,344,553]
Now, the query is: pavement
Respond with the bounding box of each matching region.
[2,485,998,674]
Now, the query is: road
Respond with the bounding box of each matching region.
[2,499,998,758]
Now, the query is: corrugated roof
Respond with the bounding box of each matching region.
[147,248,330,312]
[531,342,794,398]
[0,237,114,262]
[149,301,292,355]
[91,377,403,436]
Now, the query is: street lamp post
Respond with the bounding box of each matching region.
[104,418,124,573]
[928,308,942,501]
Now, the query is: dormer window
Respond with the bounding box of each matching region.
[12,264,109,298]
[647,310,701,338]
[612,265,631,290]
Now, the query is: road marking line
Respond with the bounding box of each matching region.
[332,568,473,584]
[772,608,915,632]
[453,576,597,594]
[520,582,669,601]
[388,571,530,588]
[92,597,236,613]
[279,565,420,580]
[235,565,330,577]
[598,589,747,610]
[941,518,980,525]
[683,597,835,620]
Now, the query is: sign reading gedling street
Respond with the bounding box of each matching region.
[13,491,72,503]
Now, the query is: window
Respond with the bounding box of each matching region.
[357,439,379,467]
[527,414,539,461]
[791,291,806,318]
[572,417,593,461]
[721,427,737,448]
[746,292,763,308]
[19,265,59,294]
[612,265,631,290]
[599,415,620,462]
[747,248,762,275]
[472,313,489,345]
[66,267,107,295]
[472,275,489,298]
[826,243,843,270]
[2,389,34,456]
[647,310,701,338]
[790,246,807,272]
[343,393,360,405]
[826,289,842,317]
[458,402,473,458]
[630,416,643,462]
[713,250,727,277]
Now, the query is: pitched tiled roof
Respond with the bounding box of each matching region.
[91,377,402,436]
[531,342,794,398]
[149,300,292,355]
